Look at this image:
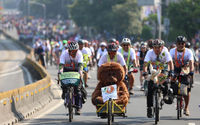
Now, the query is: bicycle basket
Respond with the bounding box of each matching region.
[179,84,188,96]
[60,72,80,86]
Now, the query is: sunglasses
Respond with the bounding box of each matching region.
[177,42,185,45]
[69,50,78,54]
[123,44,129,47]
[108,51,117,55]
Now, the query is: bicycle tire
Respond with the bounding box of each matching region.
[68,87,73,122]
[108,98,112,125]
[177,96,181,120]
[154,91,159,124]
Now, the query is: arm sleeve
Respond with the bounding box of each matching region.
[59,52,65,64]
[144,50,151,62]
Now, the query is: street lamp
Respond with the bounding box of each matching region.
[29,1,46,19]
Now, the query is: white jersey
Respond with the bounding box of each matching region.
[84,47,92,57]
[60,50,83,65]
[170,48,193,65]
[96,48,107,60]
[118,47,136,61]
[98,52,126,67]
[144,47,172,63]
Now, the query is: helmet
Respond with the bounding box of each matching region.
[68,41,79,50]
[100,42,107,47]
[121,38,131,45]
[107,43,118,52]
[152,39,164,47]
[63,40,68,44]
[185,42,191,48]
[78,39,84,45]
[108,38,117,43]
[141,42,147,48]
[176,36,187,43]
[163,89,174,104]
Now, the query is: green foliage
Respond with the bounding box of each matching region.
[167,0,200,40]
[68,0,142,36]
[141,25,153,41]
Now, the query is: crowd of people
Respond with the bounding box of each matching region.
[1,16,198,118]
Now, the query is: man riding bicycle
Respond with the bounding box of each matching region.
[98,43,127,74]
[143,39,174,118]
[170,36,194,116]
[59,41,86,115]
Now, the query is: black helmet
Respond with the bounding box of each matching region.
[152,39,164,47]
[78,39,84,45]
[107,43,118,52]
[108,38,117,43]
[176,36,187,43]
[185,42,191,48]
[163,89,174,104]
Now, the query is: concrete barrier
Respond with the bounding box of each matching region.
[0,29,55,125]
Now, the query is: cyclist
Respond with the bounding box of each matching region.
[137,42,148,90]
[143,39,174,118]
[59,41,85,115]
[118,38,137,95]
[78,39,91,87]
[96,42,107,63]
[170,36,194,116]
[185,42,198,76]
[98,43,127,74]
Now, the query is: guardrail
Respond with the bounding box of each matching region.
[0,29,54,125]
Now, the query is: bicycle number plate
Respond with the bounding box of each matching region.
[60,72,80,86]
[59,72,80,80]
[101,84,117,102]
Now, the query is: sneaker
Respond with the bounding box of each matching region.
[147,107,153,118]
[140,86,144,91]
[75,109,81,115]
[184,109,190,116]
[129,89,134,95]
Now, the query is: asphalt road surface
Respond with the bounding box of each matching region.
[0,33,32,92]
[17,64,200,125]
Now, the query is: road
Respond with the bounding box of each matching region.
[16,64,200,125]
[0,33,32,92]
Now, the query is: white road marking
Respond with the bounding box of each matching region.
[0,65,22,74]
[188,123,195,125]
[0,69,22,78]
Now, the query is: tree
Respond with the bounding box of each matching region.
[68,0,142,38]
[167,0,200,40]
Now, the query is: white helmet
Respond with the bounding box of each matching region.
[100,42,107,47]
[121,38,131,45]
[68,41,79,50]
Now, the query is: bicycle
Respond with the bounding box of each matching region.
[58,71,82,122]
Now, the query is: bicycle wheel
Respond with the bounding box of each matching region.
[177,95,182,119]
[108,98,112,125]
[68,87,73,122]
[154,91,159,124]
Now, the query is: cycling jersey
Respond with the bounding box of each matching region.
[170,48,193,67]
[60,50,83,69]
[96,48,107,60]
[98,52,126,67]
[118,47,136,69]
[144,48,172,69]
